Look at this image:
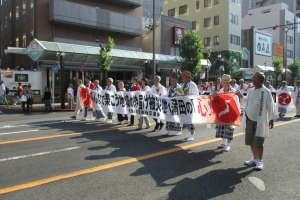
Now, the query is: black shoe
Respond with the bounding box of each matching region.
[70,116,76,119]
[128,123,134,126]
[159,122,165,130]
[152,128,159,132]
[135,128,142,131]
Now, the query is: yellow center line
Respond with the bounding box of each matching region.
[0,125,137,145]
[0,119,299,195]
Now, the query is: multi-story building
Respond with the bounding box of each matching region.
[0,0,145,94]
[163,0,242,79]
[242,3,300,66]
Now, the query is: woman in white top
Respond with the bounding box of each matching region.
[104,78,117,123]
[92,80,106,121]
[136,78,151,130]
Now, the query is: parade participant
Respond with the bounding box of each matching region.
[214,78,222,92]
[136,78,151,130]
[162,73,183,136]
[81,76,95,120]
[238,79,247,96]
[150,75,167,132]
[104,78,117,123]
[215,74,240,152]
[205,81,217,95]
[265,81,276,102]
[197,79,206,95]
[181,70,199,141]
[92,80,106,121]
[128,76,140,126]
[117,82,128,125]
[67,83,74,109]
[70,79,86,120]
[236,72,276,170]
[230,79,239,90]
[43,87,52,111]
[294,80,300,118]
[278,81,288,117]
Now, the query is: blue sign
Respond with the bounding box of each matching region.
[52,65,59,73]
[79,63,86,72]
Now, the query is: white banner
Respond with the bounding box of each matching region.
[276,90,296,109]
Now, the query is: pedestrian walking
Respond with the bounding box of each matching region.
[181,70,199,141]
[0,81,9,108]
[67,83,74,109]
[294,80,300,118]
[150,75,167,132]
[136,78,151,130]
[215,74,240,152]
[70,79,86,119]
[21,85,30,114]
[15,82,23,105]
[236,72,276,170]
[27,84,33,109]
[43,87,52,111]
[81,76,95,120]
[104,78,117,123]
[92,80,106,121]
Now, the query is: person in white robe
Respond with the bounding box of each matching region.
[70,79,86,119]
[104,78,117,123]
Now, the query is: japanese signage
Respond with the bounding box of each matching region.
[255,32,272,57]
[273,43,284,57]
[84,90,241,126]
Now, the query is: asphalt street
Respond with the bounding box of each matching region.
[0,110,299,200]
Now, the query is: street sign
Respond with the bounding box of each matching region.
[79,63,86,72]
[52,65,59,73]
[26,39,45,61]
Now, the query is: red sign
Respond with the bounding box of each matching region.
[173,27,185,45]
[278,92,291,106]
[79,63,86,72]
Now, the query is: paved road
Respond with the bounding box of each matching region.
[0,111,299,200]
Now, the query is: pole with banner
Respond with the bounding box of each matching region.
[52,63,59,109]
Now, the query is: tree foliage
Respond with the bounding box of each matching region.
[272,58,283,86]
[97,36,115,72]
[287,60,300,83]
[179,30,204,77]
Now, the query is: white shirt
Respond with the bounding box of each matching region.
[0,84,5,96]
[141,85,151,92]
[94,85,103,92]
[67,87,74,99]
[182,81,199,95]
[244,87,263,122]
[151,83,167,96]
[105,84,117,92]
[238,83,248,94]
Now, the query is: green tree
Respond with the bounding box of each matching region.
[98,36,115,72]
[179,30,204,77]
[287,60,300,83]
[272,58,283,87]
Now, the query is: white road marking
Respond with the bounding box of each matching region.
[248,177,266,191]
[0,130,39,136]
[0,146,80,162]
[0,121,64,129]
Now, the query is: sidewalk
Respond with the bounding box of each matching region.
[0,103,73,114]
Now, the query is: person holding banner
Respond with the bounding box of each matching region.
[162,73,183,136]
[236,72,276,171]
[117,82,129,125]
[136,78,151,130]
[92,80,106,121]
[104,78,117,123]
[151,75,167,132]
[277,81,288,117]
[181,70,199,141]
[128,76,141,126]
[70,79,86,120]
[294,80,300,118]
[215,74,240,152]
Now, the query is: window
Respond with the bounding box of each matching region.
[214,0,220,5]
[16,5,19,20]
[30,0,34,9]
[230,13,239,25]
[204,0,211,7]
[22,0,26,15]
[230,34,240,45]
[287,50,294,58]
[22,34,26,47]
[196,1,199,10]
[179,5,187,14]
[204,37,211,47]
[16,37,19,48]
[214,36,219,45]
[168,8,175,17]
[214,15,219,25]
[192,21,197,30]
[204,18,211,28]
[287,36,293,44]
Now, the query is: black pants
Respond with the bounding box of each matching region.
[153,118,164,129]
[117,114,128,122]
[22,101,30,113]
[130,115,134,125]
